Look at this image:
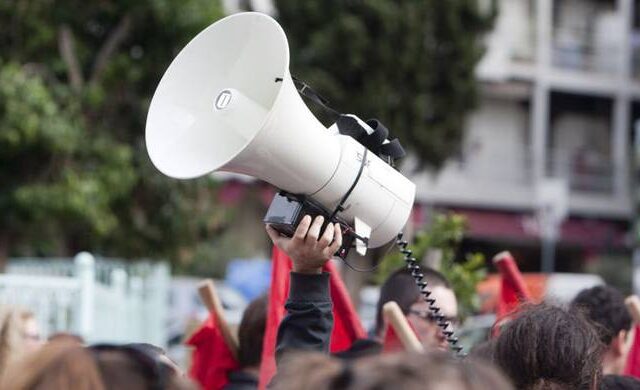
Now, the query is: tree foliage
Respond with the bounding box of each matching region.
[275,0,496,167]
[0,0,226,264]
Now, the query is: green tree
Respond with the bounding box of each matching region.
[275,0,496,167]
[0,1,227,266]
[0,62,135,258]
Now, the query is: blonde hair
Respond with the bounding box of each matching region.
[0,306,36,380]
[1,340,196,390]
[1,340,104,390]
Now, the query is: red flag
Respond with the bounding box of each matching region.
[624,325,640,378]
[380,302,422,354]
[326,259,368,352]
[495,251,531,318]
[258,247,367,389]
[382,321,421,353]
[382,323,404,353]
[257,247,290,390]
[493,251,531,336]
[186,314,240,390]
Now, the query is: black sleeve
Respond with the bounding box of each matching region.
[275,272,333,361]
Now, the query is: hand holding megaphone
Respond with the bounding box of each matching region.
[266,215,342,274]
[145,12,416,257]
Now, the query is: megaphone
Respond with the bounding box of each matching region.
[146,12,415,255]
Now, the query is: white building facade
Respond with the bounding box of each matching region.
[410,0,637,270]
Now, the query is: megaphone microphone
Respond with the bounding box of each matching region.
[146,12,415,258]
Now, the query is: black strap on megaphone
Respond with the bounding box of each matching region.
[335,115,405,165]
[283,76,406,164]
[276,76,342,119]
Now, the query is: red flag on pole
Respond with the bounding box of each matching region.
[381,301,423,354]
[186,314,240,390]
[493,251,531,335]
[624,296,640,378]
[327,258,369,352]
[382,322,404,353]
[258,247,367,389]
[624,325,640,378]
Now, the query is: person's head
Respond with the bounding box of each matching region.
[571,285,633,375]
[469,340,496,363]
[47,332,84,345]
[125,343,182,376]
[1,340,196,390]
[375,267,458,350]
[273,351,513,390]
[599,374,640,390]
[494,303,603,390]
[237,294,268,370]
[0,306,42,378]
[1,340,103,390]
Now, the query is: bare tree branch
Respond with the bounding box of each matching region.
[90,14,132,85]
[58,25,84,92]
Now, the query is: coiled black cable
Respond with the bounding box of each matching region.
[396,232,465,356]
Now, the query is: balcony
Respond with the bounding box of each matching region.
[552,0,622,76]
[412,141,628,217]
[546,147,614,194]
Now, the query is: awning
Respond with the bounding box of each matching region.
[443,207,630,249]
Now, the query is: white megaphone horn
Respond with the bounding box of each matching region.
[145,12,416,256]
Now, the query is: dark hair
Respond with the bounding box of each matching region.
[374,267,450,335]
[494,303,603,390]
[570,285,632,345]
[125,343,181,375]
[237,294,268,368]
[94,344,194,390]
[469,339,496,363]
[125,343,165,357]
[273,351,513,390]
[600,375,640,390]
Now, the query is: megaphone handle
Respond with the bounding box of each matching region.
[264,145,368,260]
[264,192,355,259]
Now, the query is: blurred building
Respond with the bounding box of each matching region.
[412,0,637,271]
[221,0,636,273]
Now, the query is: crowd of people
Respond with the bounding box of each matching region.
[0,215,639,389]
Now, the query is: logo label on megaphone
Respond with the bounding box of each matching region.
[215,90,232,110]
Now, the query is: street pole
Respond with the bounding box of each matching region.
[541,236,556,273]
[536,179,567,274]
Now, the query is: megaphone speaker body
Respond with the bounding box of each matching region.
[146,12,416,248]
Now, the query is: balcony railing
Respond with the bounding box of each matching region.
[449,144,617,195]
[546,148,615,194]
[552,27,621,75]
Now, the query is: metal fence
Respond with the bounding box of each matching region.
[0,252,170,347]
